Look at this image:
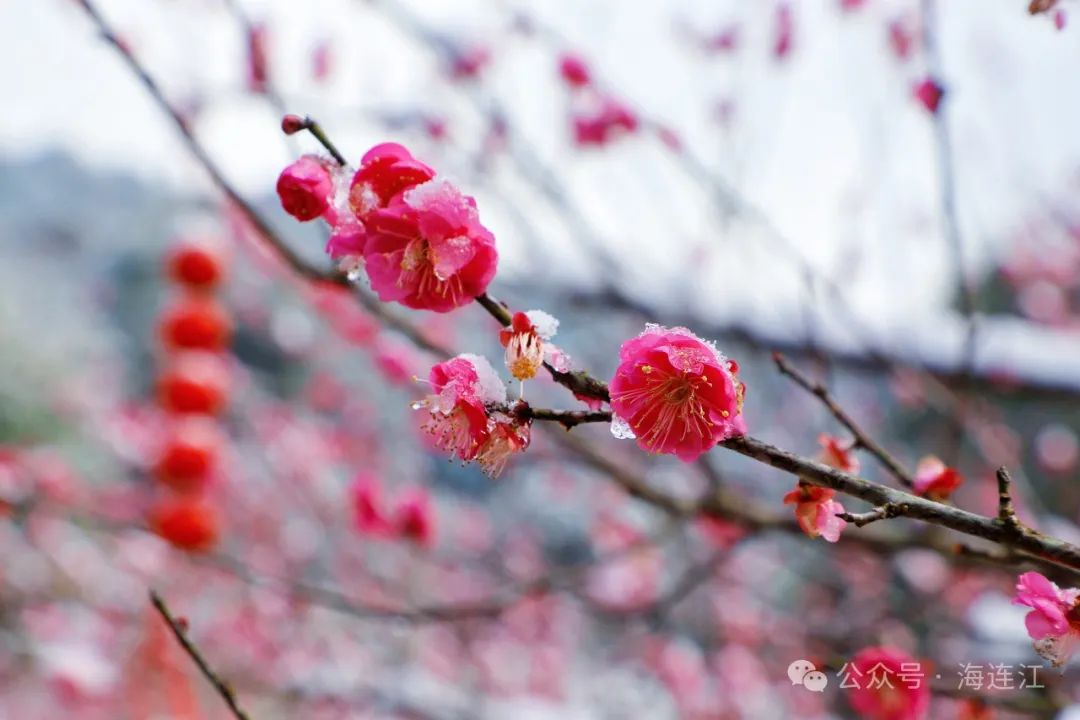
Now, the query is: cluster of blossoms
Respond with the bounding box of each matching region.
[413,353,531,478]
[147,238,233,553]
[998,210,1080,328]
[350,473,435,547]
[608,325,746,462]
[278,144,751,472]
[0,448,75,518]
[556,54,639,147]
[784,435,855,543]
[1014,571,1080,667]
[277,141,498,312]
[276,142,572,477]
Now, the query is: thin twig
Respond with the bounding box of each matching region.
[79,0,335,287]
[300,115,348,166]
[922,0,978,464]
[836,503,905,528]
[774,353,915,488]
[149,590,252,720]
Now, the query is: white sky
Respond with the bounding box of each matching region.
[4,0,1080,379]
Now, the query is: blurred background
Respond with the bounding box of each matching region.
[2,0,1080,717]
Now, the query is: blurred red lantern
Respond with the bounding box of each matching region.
[149,497,219,552]
[165,240,227,291]
[156,352,229,415]
[153,419,221,494]
[159,297,233,351]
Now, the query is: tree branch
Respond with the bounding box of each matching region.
[773,353,914,488]
[996,466,1024,535]
[721,436,1080,573]
[515,405,612,430]
[922,0,979,464]
[149,590,252,720]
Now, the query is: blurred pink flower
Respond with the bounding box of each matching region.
[312,39,332,82]
[847,646,930,720]
[702,25,740,55]
[350,473,394,537]
[817,433,860,474]
[246,23,269,93]
[888,18,915,61]
[372,336,420,386]
[774,3,794,60]
[558,53,591,88]
[448,45,490,81]
[572,98,639,147]
[395,487,435,547]
[913,77,944,114]
[912,455,963,500]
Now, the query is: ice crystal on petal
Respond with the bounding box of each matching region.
[404,179,477,222]
[525,310,559,340]
[543,344,571,373]
[344,259,365,281]
[330,164,354,216]
[432,235,476,282]
[611,415,636,440]
[458,353,507,405]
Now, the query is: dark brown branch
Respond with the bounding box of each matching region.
[298,115,348,166]
[473,293,609,401]
[773,353,914,488]
[149,590,252,720]
[721,435,1080,573]
[545,365,611,402]
[517,405,612,430]
[996,466,1024,535]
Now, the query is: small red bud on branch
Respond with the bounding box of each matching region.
[281,113,307,135]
